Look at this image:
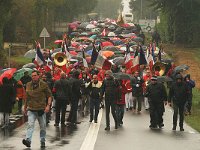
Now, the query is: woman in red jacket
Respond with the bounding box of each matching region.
[16,80,26,114]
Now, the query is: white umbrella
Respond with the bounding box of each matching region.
[86,24,96,29]
[24,49,36,58]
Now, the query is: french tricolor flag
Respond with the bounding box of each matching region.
[34,42,45,67]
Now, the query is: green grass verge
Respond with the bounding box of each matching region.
[185,88,200,132]
[11,56,32,64]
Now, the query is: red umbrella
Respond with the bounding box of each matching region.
[54,40,63,44]
[101,41,114,48]
[69,51,78,56]
[0,68,17,84]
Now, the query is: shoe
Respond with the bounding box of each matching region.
[126,108,129,111]
[89,120,93,122]
[75,121,81,124]
[149,125,157,129]
[61,123,66,127]
[41,141,45,148]
[180,128,184,131]
[105,126,110,131]
[94,120,97,123]
[22,139,31,148]
[54,123,59,127]
[172,126,176,131]
[115,124,118,129]
[159,123,164,128]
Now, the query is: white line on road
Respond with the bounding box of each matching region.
[80,109,103,150]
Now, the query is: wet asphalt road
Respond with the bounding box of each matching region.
[0,106,200,150]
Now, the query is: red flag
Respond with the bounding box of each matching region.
[130,55,139,73]
[101,28,106,36]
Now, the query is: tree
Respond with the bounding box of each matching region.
[0,0,13,66]
[150,0,200,45]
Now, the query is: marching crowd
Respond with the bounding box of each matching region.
[0,62,196,148]
[0,18,196,148]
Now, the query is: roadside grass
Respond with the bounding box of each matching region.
[11,56,32,64]
[185,88,200,132]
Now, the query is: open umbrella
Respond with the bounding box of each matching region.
[101,51,114,58]
[54,40,63,44]
[86,24,96,29]
[112,57,125,66]
[174,64,189,73]
[22,63,36,69]
[0,68,11,75]
[102,46,120,52]
[0,68,17,83]
[132,37,143,42]
[112,72,132,80]
[24,49,36,58]
[157,76,173,82]
[13,68,33,81]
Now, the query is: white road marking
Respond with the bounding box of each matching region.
[80,109,103,150]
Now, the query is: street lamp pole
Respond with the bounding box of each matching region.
[140,0,143,19]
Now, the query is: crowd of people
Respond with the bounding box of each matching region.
[0,18,196,149]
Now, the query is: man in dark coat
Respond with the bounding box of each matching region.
[88,75,102,123]
[184,74,195,115]
[145,76,167,129]
[101,70,119,130]
[52,72,71,127]
[131,71,144,113]
[0,77,15,127]
[168,74,189,131]
[67,70,81,125]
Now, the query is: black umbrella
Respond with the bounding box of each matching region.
[157,76,173,82]
[113,57,125,66]
[102,46,120,52]
[174,64,189,73]
[112,72,132,80]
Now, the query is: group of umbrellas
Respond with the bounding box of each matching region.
[10,18,189,82]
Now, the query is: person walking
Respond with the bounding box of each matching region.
[145,76,167,129]
[131,71,144,113]
[22,71,52,148]
[143,69,152,110]
[15,80,26,114]
[168,74,189,131]
[0,77,15,127]
[52,72,71,127]
[116,79,127,126]
[184,74,195,115]
[67,70,81,125]
[88,75,102,123]
[101,70,119,130]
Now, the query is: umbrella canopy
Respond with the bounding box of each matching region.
[24,49,36,58]
[112,57,125,66]
[173,64,189,74]
[0,68,11,75]
[0,68,17,83]
[132,37,143,42]
[102,46,120,52]
[112,72,132,80]
[157,76,173,82]
[13,68,33,81]
[101,51,115,58]
[86,24,96,29]
[22,63,36,69]
[54,40,63,44]
[69,51,78,56]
